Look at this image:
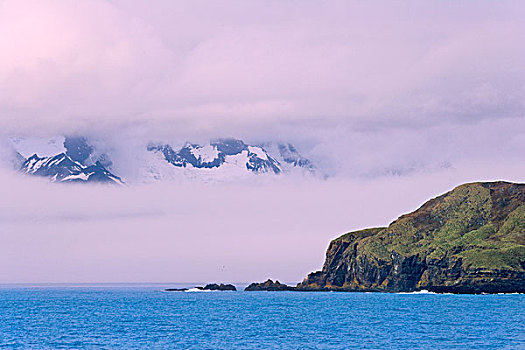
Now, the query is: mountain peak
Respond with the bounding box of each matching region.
[19,138,123,185]
[277,143,315,170]
[64,136,93,163]
[147,138,288,177]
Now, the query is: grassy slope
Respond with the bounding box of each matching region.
[333,183,525,271]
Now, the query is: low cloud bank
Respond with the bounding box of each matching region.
[1,162,523,283]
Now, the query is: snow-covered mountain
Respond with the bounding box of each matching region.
[22,153,123,184]
[16,136,123,185]
[8,136,316,184]
[147,138,282,174]
[143,138,316,182]
[266,142,315,172]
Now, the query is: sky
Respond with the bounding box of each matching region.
[1,0,524,283]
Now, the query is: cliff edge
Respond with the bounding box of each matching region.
[297,181,525,293]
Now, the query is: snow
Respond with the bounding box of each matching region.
[224,150,250,167]
[247,146,268,160]
[180,150,256,181]
[24,158,43,173]
[24,154,84,176]
[189,144,220,163]
[47,157,63,167]
[140,148,272,183]
[137,149,184,182]
[8,135,318,184]
[115,139,315,184]
[140,141,315,183]
[108,175,125,185]
[184,288,212,292]
[61,173,90,181]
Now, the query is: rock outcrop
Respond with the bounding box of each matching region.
[297,181,525,293]
[244,279,294,291]
[202,283,237,291]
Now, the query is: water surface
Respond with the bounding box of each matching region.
[0,285,523,349]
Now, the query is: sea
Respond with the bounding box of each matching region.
[0,284,524,349]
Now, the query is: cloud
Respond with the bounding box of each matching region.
[1,0,523,179]
[0,0,174,134]
[1,161,524,283]
[0,0,524,136]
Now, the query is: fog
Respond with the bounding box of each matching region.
[1,0,524,283]
[2,159,524,283]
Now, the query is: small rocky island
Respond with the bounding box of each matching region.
[165,283,237,292]
[245,279,294,291]
[247,181,525,294]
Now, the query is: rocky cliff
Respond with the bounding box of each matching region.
[297,181,525,293]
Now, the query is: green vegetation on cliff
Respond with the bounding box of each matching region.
[359,182,524,270]
[298,181,525,293]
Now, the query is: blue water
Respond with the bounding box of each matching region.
[0,285,524,349]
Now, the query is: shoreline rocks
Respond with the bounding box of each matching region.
[244,279,295,291]
[203,283,237,291]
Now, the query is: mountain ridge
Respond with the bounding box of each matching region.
[147,138,289,175]
[9,136,316,184]
[22,152,123,184]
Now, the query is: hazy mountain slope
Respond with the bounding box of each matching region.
[8,136,317,184]
[22,153,124,184]
[18,136,123,185]
[142,138,316,182]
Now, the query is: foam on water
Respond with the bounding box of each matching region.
[184,288,213,292]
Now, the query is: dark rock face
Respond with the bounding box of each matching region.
[245,151,280,174]
[21,153,123,184]
[23,153,82,178]
[64,136,93,164]
[148,143,224,169]
[164,288,189,292]
[297,182,525,294]
[278,143,315,170]
[81,162,123,184]
[244,279,295,291]
[203,283,237,291]
[211,138,246,156]
[63,135,113,169]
